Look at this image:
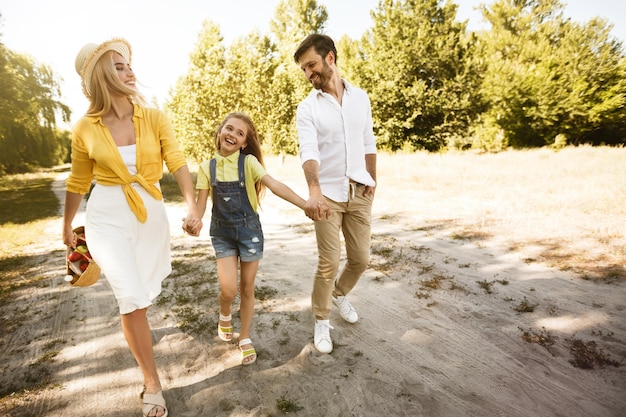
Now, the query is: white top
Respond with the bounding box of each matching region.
[118,144,137,175]
[296,79,376,202]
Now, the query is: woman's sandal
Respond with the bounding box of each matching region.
[218,313,233,342]
[239,338,257,365]
[140,388,168,417]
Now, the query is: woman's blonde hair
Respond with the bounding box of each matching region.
[215,112,266,203]
[85,50,146,117]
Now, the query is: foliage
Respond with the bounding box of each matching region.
[0,38,70,175]
[356,0,483,151]
[166,21,228,163]
[167,0,327,162]
[477,0,626,148]
[163,0,626,152]
[3,1,626,172]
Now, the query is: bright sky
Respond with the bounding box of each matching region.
[1,0,624,128]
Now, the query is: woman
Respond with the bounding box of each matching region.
[63,37,201,417]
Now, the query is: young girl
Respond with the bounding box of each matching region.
[195,112,323,365]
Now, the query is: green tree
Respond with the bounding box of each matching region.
[167,0,329,160]
[476,0,626,149]
[358,0,481,151]
[0,35,70,175]
[166,21,229,163]
[224,32,279,151]
[268,0,328,155]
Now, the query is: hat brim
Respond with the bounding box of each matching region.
[76,38,132,97]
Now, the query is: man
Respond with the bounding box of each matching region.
[294,34,377,354]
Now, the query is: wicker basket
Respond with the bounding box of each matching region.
[66,226,101,287]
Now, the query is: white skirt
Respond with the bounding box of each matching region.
[85,183,171,314]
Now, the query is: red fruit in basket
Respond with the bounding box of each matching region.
[80,261,89,272]
[68,251,82,262]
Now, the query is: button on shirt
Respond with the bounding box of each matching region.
[296,79,377,203]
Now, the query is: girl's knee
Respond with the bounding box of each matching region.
[219,289,237,303]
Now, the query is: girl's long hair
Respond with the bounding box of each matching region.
[86,51,146,117]
[215,112,266,203]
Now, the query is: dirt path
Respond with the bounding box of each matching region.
[1,170,625,416]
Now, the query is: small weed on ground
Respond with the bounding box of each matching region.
[255,285,278,301]
[519,326,556,349]
[565,337,621,369]
[514,297,538,313]
[476,280,496,294]
[420,274,451,291]
[276,393,304,413]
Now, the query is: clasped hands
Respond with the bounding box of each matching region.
[182,216,202,236]
[304,196,331,221]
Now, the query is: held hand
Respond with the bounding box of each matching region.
[304,196,330,220]
[316,200,331,219]
[63,226,76,248]
[182,216,203,236]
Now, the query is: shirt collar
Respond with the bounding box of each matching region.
[315,78,351,97]
[214,150,240,163]
[91,103,144,124]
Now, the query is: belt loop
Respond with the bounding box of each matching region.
[350,182,356,200]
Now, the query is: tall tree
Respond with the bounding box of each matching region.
[359,0,481,151]
[268,0,328,154]
[0,34,70,174]
[166,21,229,162]
[167,1,330,161]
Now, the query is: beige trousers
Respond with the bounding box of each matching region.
[311,186,374,319]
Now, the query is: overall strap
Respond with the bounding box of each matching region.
[209,158,217,187]
[237,152,246,188]
[209,154,247,188]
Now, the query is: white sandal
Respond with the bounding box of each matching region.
[141,389,168,417]
[218,313,233,342]
[239,338,257,365]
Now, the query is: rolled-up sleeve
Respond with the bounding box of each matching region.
[66,127,95,194]
[362,95,377,155]
[296,100,320,166]
[158,111,186,174]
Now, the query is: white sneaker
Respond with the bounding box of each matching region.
[333,295,358,323]
[314,320,334,353]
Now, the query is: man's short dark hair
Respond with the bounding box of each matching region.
[294,34,338,65]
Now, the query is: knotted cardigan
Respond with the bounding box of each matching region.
[66,104,187,222]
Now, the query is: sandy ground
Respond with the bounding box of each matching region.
[1,164,625,417]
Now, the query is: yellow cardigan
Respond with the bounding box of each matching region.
[66,104,187,223]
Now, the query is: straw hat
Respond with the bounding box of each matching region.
[75,37,132,97]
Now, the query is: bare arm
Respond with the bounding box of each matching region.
[62,191,85,247]
[364,153,377,197]
[195,188,210,220]
[301,160,331,220]
[261,174,306,210]
[173,165,202,236]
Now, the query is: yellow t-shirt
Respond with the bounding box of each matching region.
[196,151,266,212]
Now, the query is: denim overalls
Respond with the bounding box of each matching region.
[209,153,264,262]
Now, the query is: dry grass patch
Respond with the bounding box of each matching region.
[373,146,626,280]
